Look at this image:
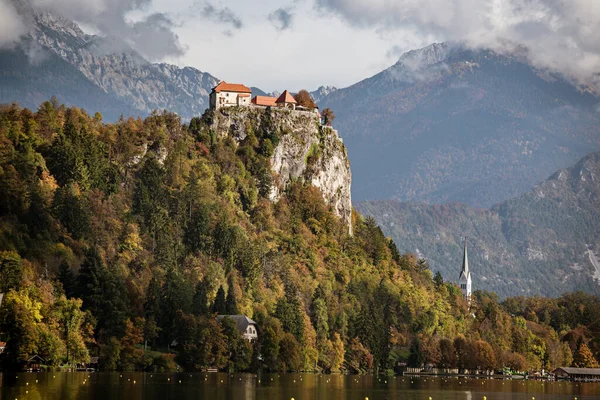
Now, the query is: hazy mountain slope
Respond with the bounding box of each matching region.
[357,152,600,298]
[31,12,219,120]
[1,7,227,121]
[0,44,141,120]
[320,43,600,208]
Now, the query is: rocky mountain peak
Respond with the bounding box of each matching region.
[311,85,338,103]
[395,42,450,68]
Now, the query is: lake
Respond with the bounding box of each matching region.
[1,372,599,400]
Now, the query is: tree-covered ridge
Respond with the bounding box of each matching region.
[0,101,598,373]
[357,151,600,298]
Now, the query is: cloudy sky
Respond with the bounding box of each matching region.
[1,0,599,93]
[139,0,433,92]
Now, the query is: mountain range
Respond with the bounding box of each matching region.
[3,8,600,298]
[357,151,600,298]
[318,43,600,208]
[1,5,235,121]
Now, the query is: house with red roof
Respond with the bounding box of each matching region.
[275,90,297,110]
[209,81,253,109]
[251,95,278,107]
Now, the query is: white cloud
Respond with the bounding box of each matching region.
[316,0,600,88]
[2,0,185,60]
[0,0,27,48]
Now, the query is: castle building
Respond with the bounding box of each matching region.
[275,90,297,109]
[458,238,472,304]
[209,82,252,109]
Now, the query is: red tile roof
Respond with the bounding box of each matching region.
[252,96,278,106]
[238,93,251,97]
[213,81,252,93]
[0,342,6,347]
[276,90,297,104]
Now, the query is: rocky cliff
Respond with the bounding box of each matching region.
[210,106,353,234]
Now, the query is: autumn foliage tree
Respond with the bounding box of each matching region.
[293,90,316,109]
[321,108,335,125]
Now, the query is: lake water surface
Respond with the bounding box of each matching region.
[1,372,599,400]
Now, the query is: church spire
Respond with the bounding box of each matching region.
[462,237,469,275]
[458,237,472,304]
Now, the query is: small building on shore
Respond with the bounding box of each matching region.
[553,367,600,381]
[216,315,258,342]
[0,341,6,354]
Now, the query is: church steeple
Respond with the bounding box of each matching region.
[458,237,472,304]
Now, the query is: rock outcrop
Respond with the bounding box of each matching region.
[211,106,353,234]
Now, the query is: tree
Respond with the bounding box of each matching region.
[225,285,239,315]
[473,340,496,370]
[0,290,41,366]
[408,336,425,367]
[260,317,283,371]
[434,271,444,289]
[78,247,128,339]
[321,108,335,125]
[57,261,77,298]
[310,295,329,340]
[212,286,227,315]
[573,342,599,368]
[275,285,305,341]
[293,90,316,109]
[345,337,374,374]
[192,281,210,316]
[219,316,253,371]
[0,251,23,293]
[439,338,456,368]
[176,313,227,370]
[279,333,303,371]
[51,296,90,366]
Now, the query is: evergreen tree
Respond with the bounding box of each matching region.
[212,286,227,315]
[408,336,425,367]
[192,281,209,316]
[275,285,304,341]
[57,261,77,298]
[160,268,192,347]
[78,247,128,339]
[225,286,239,315]
[434,271,444,288]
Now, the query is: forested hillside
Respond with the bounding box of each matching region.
[358,151,600,298]
[0,101,599,373]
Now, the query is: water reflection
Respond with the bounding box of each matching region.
[1,372,600,400]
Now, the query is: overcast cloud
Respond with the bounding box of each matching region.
[201,1,243,30]
[0,0,27,48]
[1,0,599,92]
[316,0,600,88]
[2,0,185,60]
[268,7,294,31]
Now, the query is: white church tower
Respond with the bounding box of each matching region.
[458,238,472,304]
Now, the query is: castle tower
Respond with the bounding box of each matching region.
[458,238,472,304]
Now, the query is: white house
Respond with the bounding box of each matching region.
[459,238,472,304]
[216,315,258,342]
[209,82,252,110]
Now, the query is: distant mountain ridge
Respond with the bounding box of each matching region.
[1,6,229,121]
[319,43,600,208]
[357,151,600,298]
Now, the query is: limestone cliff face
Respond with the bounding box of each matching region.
[211,107,353,234]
